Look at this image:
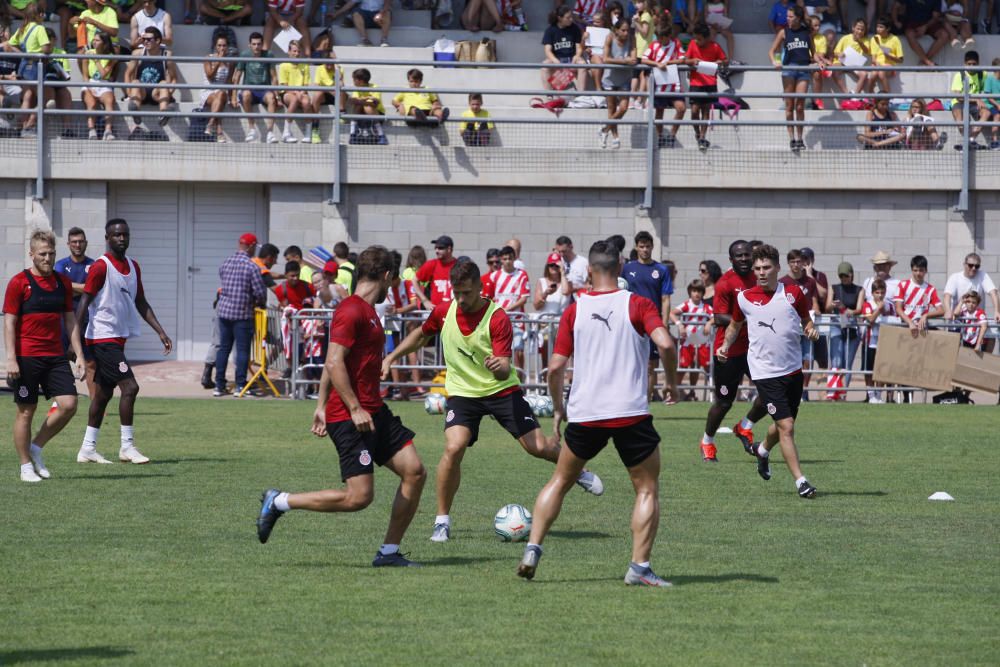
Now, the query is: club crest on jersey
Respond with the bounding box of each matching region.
[786,292,796,304]
[18,386,28,398]
[446,409,455,422]
[651,270,660,279]
[767,402,776,415]
[359,449,372,466]
[118,362,129,373]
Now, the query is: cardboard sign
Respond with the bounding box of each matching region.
[873,326,960,391]
[952,346,1000,392]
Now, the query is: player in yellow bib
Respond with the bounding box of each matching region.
[384,260,604,543]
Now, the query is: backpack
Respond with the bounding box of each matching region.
[337,264,357,295]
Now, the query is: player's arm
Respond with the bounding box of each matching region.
[4,313,19,379]
[801,312,820,341]
[135,293,173,354]
[311,367,332,437]
[716,318,744,360]
[660,293,671,329]
[326,341,373,432]
[547,352,569,440]
[650,324,678,399]
[483,354,511,381]
[381,321,430,379]
[62,311,85,378]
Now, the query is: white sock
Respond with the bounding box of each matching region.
[526,542,542,553]
[83,426,100,449]
[120,425,134,449]
[435,515,450,526]
[702,433,715,444]
[740,417,755,430]
[30,443,42,457]
[795,476,807,486]
[633,561,650,570]
[283,120,291,134]
[21,462,34,474]
[379,544,399,556]
[305,122,312,134]
[274,492,291,512]
[758,444,770,458]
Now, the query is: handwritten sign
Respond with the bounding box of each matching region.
[873,326,960,391]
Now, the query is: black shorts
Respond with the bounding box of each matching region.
[444,389,539,446]
[863,346,877,372]
[564,415,660,468]
[654,94,686,110]
[755,371,804,422]
[689,84,718,107]
[713,353,752,401]
[11,355,77,405]
[89,343,136,389]
[328,404,415,481]
[812,335,829,367]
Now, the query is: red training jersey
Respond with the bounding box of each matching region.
[421,300,513,357]
[779,274,819,312]
[685,40,726,87]
[83,253,145,347]
[325,295,386,423]
[415,258,457,306]
[2,271,74,357]
[275,280,315,309]
[712,268,756,356]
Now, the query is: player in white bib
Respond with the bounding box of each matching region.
[517,240,678,587]
[718,244,819,499]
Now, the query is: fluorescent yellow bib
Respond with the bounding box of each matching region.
[441,300,519,398]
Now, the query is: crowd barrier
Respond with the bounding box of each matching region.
[274,305,999,402]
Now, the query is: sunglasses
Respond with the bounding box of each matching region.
[699,268,708,273]
[142,36,156,42]
[967,263,980,269]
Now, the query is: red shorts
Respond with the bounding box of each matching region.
[680,344,710,370]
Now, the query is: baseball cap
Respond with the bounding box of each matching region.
[546,252,563,266]
[431,235,454,248]
[323,260,339,275]
[239,233,258,246]
[837,262,854,276]
[800,247,816,261]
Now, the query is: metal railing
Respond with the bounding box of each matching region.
[2,53,999,208]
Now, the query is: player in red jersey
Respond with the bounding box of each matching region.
[74,219,172,466]
[4,230,85,482]
[256,246,427,567]
[700,240,768,462]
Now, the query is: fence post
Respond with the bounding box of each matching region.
[956,65,971,212]
[34,54,44,201]
[331,65,342,204]
[642,68,655,210]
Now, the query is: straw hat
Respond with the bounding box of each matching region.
[869,250,897,266]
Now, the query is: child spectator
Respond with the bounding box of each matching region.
[833,18,872,95]
[542,5,587,91]
[581,8,610,96]
[264,0,311,56]
[686,21,727,151]
[600,19,636,149]
[275,261,316,309]
[904,98,946,150]
[869,15,902,93]
[498,0,527,30]
[233,32,279,143]
[283,246,313,283]
[670,279,713,401]
[809,14,841,109]
[704,1,736,62]
[643,11,687,147]
[486,244,531,374]
[769,0,791,32]
[393,68,449,124]
[857,97,905,148]
[955,290,988,350]
[860,278,893,403]
[70,0,119,54]
[346,67,387,145]
[460,92,494,146]
[950,50,989,150]
[379,252,420,399]
[629,0,654,108]
[277,39,313,143]
[984,57,1000,150]
[894,254,945,338]
[80,30,117,140]
[768,5,812,151]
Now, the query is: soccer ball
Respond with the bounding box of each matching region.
[424,393,447,414]
[494,503,532,542]
[525,394,554,418]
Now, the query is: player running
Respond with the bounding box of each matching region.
[700,239,768,462]
[4,230,86,482]
[256,246,427,567]
[717,244,818,499]
[74,219,173,465]
[383,259,604,544]
[517,240,678,586]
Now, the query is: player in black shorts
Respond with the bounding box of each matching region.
[3,230,85,482]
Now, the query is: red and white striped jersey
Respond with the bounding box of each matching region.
[676,298,713,344]
[267,0,304,12]
[644,39,685,92]
[487,268,530,311]
[861,299,895,348]
[894,279,942,319]
[574,0,606,20]
[956,307,987,345]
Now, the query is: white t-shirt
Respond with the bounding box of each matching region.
[944,270,997,314]
[564,254,589,291]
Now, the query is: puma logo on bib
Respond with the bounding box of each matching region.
[757,318,776,333]
[591,312,613,331]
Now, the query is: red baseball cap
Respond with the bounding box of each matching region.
[239,233,258,246]
[323,260,339,275]
[546,252,563,266]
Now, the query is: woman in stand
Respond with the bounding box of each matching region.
[200,31,235,142]
[768,4,813,152]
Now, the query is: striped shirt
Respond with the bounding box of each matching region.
[644,39,685,93]
[894,279,942,320]
[267,0,304,13]
[487,268,530,311]
[956,307,987,345]
[574,0,606,20]
[217,251,267,320]
[676,298,714,345]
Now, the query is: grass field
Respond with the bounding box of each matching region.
[2,398,998,666]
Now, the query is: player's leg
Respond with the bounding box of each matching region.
[374,443,427,566]
[752,374,815,497]
[432,423,473,540]
[79,349,116,463]
[14,401,40,481]
[116,374,149,464]
[29,378,78,479]
[702,354,745,460]
[624,447,669,585]
[285,475,375,512]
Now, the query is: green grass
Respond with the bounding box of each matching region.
[2,399,998,666]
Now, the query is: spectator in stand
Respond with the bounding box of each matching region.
[402,245,425,285]
[80,31,117,140]
[331,242,356,295]
[497,0,528,30]
[644,11,688,148]
[110,0,142,24]
[565,0,607,25]
[824,262,863,400]
[264,0,311,57]
[129,0,171,49]
[555,235,589,291]
[985,59,1000,150]
[670,278,714,401]
[699,259,722,307]
[894,254,945,338]
[542,5,587,92]
[622,231,680,404]
[904,98,947,149]
[859,277,892,402]
[415,235,457,308]
[943,252,999,332]
[462,0,506,32]
[277,39,313,144]
[2,3,50,138]
[941,1,974,48]
[869,16,903,93]
[505,238,526,271]
[348,0,391,48]
[600,19,637,150]
[345,67,388,145]
[460,92,494,147]
[769,5,813,152]
[234,32,279,144]
[199,0,252,25]
[808,14,842,110]
[70,0,119,54]
[629,0,654,108]
[124,27,178,134]
[533,251,572,369]
[675,0,703,34]
[581,8,610,94]
[857,97,905,148]
[833,18,872,95]
[254,243,281,296]
[392,68,449,124]
[951,50,989,151]
[201,32,236,142]
[0,22,20,113]
[863,250,899,304]
[779,249,821,399]
[215,233,267,397]
[687,22,727,152]
[275,261,316,309]
[705,1,736,63]
[769,0,792,32]
[283,246,313,283]
[891,0,949,66]
[954,290,988,350]
[486,245,531,373]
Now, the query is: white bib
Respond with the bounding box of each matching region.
[86,256,143,340]
[737,283,804,380]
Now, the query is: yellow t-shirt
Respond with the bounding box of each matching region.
[350,84,385,114]
[80,7,120,46]
[9,21,50,53]
[635,11,654,59]
[833,34,868,65]
[459,108,494,131]
[869,34,902,66]
[314,63,345,87]
[393,89,438,112]
[812,33,828,58]
[278,62,309,88]
[84,50,112,81]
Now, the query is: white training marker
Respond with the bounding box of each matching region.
[716,427,733,434]
[928,492,954,501]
